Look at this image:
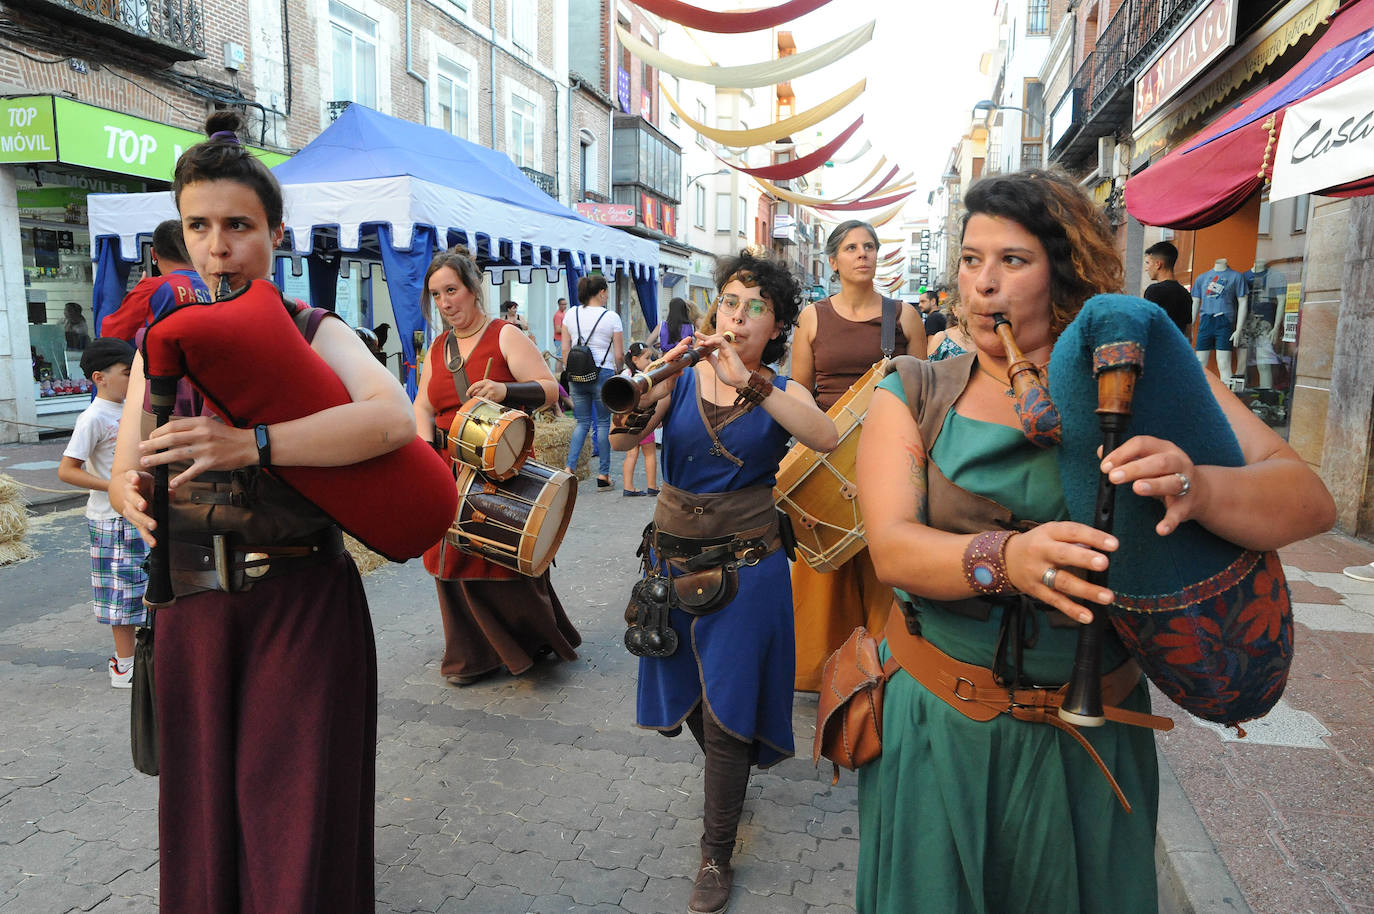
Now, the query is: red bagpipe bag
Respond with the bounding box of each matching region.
[141,279,457,562]
[1048,294,1292,726]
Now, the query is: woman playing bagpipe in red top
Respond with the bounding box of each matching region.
[109,111,442,912]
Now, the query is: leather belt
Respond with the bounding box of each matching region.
[168,526,345,597]
[883,612,1173,812]
[649,525,780,572]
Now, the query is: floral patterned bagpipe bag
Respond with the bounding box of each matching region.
[1048,294,1293,727]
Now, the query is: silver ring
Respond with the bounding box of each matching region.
[1176,472,1191,497]
[1041,566,1059,590]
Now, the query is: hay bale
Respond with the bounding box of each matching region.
[0,473,32,567]
[531,410,591,480]
[344,533,389,576]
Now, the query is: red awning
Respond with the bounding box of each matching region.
[1125,0,1374,229]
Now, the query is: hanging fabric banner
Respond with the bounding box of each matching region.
[632,0,837,33]
[751,173,917,209]
[831,139,871,165]
[614,20,874,89]
[662,79,866,147]
[715,117,863,181]
[869,199,910,227]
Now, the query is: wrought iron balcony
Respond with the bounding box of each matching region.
[327,101,352,122]
[1053,0,1204,166]
[520,166,558,199]
[10,0,206,62]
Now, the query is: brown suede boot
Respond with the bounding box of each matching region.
[688,857,733,914]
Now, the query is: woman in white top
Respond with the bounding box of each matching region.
[561,273,624,489]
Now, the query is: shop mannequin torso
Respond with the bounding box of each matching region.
[1190,257,1248,385]
[1238,259,1285,388]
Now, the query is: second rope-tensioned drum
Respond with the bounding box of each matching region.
[774,359,886,572]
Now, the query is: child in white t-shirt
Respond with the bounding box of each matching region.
[617,342,659,496]
[58,338,147,688]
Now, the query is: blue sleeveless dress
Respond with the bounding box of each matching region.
[635,366,797,767]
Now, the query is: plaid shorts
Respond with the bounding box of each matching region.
[88,518,149,626]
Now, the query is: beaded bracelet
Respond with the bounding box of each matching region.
[963,530,1017,595]
[733,370,772,412]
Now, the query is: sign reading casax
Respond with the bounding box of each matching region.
[1134,0,1238,127]
[1270,65,1374,201]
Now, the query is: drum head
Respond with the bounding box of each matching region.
[489,413,534,479]
[527,465,576,575]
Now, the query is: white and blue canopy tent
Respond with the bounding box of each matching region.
[87,104,660,395]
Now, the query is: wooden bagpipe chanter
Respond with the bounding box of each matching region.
[139,279,459,605]
[1046,294,1294,728]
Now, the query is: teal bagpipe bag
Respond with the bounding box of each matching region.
[1048,294,1293,727]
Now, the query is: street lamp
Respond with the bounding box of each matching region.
[679,168,729,242]
[971,99,1044,131]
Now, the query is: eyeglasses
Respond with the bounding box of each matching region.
[714,294,771,319]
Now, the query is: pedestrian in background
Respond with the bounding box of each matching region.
[654,296,696,354]
[1143,240,1193,337]
[617,342,659,497]
[99,219,209,343]
[918,288,946,337]
[57,338,145,689]
[552,297,568,364]
[562,273,623,489]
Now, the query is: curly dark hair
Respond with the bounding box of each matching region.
[172,111,284,228]
[961,169,1123,335]
[709,249,802,366]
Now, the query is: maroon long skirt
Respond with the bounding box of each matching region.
[435,572,581,681]
[155,553,376,914]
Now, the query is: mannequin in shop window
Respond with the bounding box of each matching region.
[1238,259,1285,389]
[1190,257,1248,386]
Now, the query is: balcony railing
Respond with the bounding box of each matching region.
[1073,0,1205,123]
[13,0,206,61]
[521,166,558,199]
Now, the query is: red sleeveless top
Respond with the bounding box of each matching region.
[422,320,521,581]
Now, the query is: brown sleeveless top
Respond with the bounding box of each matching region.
[810,297,908,411]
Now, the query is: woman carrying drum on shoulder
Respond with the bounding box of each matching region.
[614,250,837,914]
[109,111,420,913]
[853,170,1335,914]
[788,219,925,692]
[413,247,582,685]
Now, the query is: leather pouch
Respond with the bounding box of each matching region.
[814,625,898,784]
[673,566,738,616]
[131,621,158,776]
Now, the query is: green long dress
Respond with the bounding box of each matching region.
[856,374,1159,914]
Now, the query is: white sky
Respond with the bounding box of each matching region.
[655,1,1000,224]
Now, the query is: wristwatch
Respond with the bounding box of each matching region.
[254,424,272,468]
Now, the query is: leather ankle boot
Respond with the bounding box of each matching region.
[688,857,733,914]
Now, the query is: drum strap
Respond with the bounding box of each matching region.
[880,296,897,359]
[444,331,473,402]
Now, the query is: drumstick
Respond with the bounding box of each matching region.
[483,358,493,381]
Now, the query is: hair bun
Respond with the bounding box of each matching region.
[204,109,244,139]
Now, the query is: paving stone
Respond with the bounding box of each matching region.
[468,850,565,896]
[551,858,647,905]
[436,883,534,914]
[376,867,473,913]
[492,817,582,861]
[6,876,111,913]
[792,865,859,909]
[572,827,663,870]
[408,830,501,878]
[61,838,156,888]
[522,794,603,832]
[618,874,695,914]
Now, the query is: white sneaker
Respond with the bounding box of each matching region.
[1343,563,1374,583]
[109,656,133,689]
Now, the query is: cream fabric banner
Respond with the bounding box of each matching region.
[662,79,866,147]
[615,21,875,89]
[1269,65,1374,200]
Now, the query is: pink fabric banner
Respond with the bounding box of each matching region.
[718,117,864,181]
[632,0,837,34]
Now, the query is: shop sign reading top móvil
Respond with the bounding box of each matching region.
[1,95,286,181]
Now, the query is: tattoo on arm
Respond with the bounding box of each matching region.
[904,442,929,525]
